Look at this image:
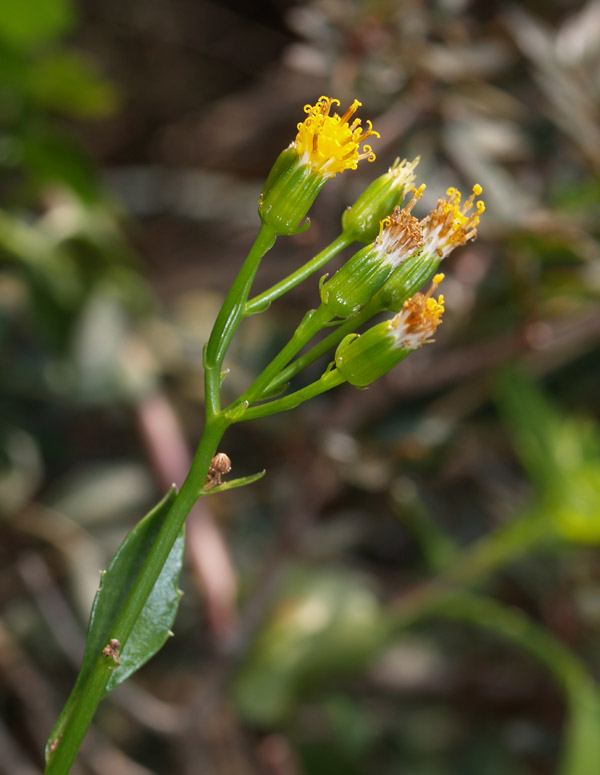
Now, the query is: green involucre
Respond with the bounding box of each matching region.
[373,250,442,312]
[342,172,410,244]
[320,244,394,318]
[335,325,411,386]
[258,147,326,236]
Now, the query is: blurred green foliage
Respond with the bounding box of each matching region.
[234,567,385,725]
[231,372,600,773]
[0,0,73,48]
[0,0,151,415]
[498,370,600,545]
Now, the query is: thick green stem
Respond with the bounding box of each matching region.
[204,224,276,415]
[244,233,352,316]
[238,369,345,421]
[46,223,278,773]
[45,222,282,773]
[44,417,229,775]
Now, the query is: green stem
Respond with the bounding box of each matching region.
[244,233,352,316]
[389,514,550,630]
[44,417,229,775]
[266,301,377,393]
[434,592,590,695]
[238,369,345,421]
[45,223,284,772]
[228,303,335,410]
[407,592,599,775]
[204,224,276,415]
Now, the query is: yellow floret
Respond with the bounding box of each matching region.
[294,96,380,178]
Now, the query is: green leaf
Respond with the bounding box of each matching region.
[46,487,184,758]
[0,0,74,48]
[85,485,184,689]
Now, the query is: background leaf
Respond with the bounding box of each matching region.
[29,51,118,118]
[497,368,600,543]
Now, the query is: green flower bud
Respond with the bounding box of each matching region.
[342,157,420,243]
[320,189,425,318]
[335,275,445,386]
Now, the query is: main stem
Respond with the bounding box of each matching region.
[44,417,229,774]
[204,224,276,415]
[46,226,278,774]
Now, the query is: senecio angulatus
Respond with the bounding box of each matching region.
[44,95,486,775]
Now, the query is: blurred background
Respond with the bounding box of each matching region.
[1,0,600,773]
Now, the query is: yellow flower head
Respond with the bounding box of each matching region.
[294,96,380,178]
[421,184,485,259]
[389,273,445,349]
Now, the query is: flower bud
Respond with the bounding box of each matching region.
[335,275,445,386]
[342,157,420,243]
[373,184,484,312]
[259,97,379,236]
[320,187,425,318]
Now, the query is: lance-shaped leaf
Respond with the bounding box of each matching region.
[46,487,184,759]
